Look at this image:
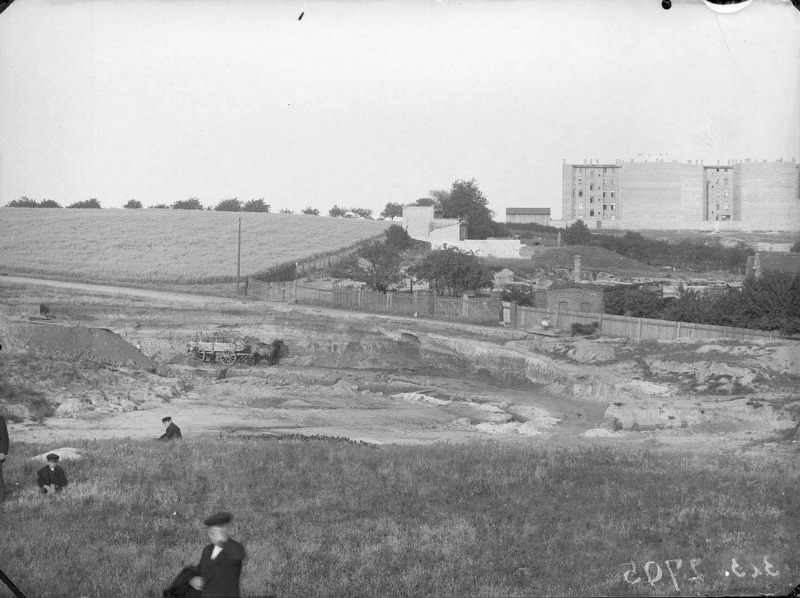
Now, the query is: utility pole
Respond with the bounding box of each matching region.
[236,217,242,296]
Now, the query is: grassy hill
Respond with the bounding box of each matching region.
[0,209,389,284]
[0,437,796,597]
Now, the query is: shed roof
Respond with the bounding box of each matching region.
[506,207,551,215]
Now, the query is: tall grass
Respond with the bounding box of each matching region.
[0,209,388,285]
[1,438,796,597]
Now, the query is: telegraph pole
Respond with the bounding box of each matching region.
[236,217,242,296]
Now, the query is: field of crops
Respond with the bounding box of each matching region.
[0,209,389,284]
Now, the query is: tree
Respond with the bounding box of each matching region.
[350,207,373,219]
[381,202,404,220]
[38,199,61,208]
[413,197,436,207]
[739,270,800,334]
[439,179,495,240]
[329,205,348,217]
[410,246,494,296]
[172,198,204,210]
[149,203,169,209]
[7,196,38,207]
[563,219,593,246]
[604,287,669,319]
[301,206,320,216]
[331,240,406,293]
[67,198,101,209]
[123,199,142,209]
[215,198,242,212]
[429,189,450,204]
[243,198,271,213]
[279,208,294,214]
[384,224,412,251]
[791,240,800,253]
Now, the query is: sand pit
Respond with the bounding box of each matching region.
[0,317,152,368]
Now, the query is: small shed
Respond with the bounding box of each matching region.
[506,207,551,226]
[534,283,614,313]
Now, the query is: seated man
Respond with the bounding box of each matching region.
[37,453,68,494]
[159,417,182,441]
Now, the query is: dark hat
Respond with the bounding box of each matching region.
[162,416,172,422]
[203,511,232,527]
[46,453,60,462]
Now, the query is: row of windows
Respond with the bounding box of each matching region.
[576,177,617,185]
[576,203,616,211]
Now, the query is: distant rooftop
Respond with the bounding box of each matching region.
[506,207,551,215]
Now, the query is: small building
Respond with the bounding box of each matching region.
[402,205,467,244]
[745,251,800,279]
[533,283,616,313]
[506,207,551,226]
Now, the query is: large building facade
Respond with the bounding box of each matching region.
[562,158,800,231]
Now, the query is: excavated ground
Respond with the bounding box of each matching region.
[1,278,799,454]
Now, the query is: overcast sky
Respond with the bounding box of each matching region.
[0,0,798,218]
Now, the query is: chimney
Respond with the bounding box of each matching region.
[574,254,582,282]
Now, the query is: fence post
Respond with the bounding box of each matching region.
[676,321,681,339]
[244,278,249,297]
[554,308,560,331]
[293,279,298,303]
[510,301,518,329]
[638,318,643,340]
[598,312,603,334]
[358,287,363,309]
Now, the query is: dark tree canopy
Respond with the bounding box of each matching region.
[279,208,294,214]
[350,207,373,219]
[172,198,204,210]
[413,197,436,207]
[7,197,61,208]
[410,246,494,296]
[562,219,593,246]
[67,198,102,209]
[301,206,320,216]
[243,198,271,213]
[331,240,406,293]
[123,199,143,209]
[215,198,243,212]
[329,205,348,217]
[381,202,404,220]
[384,224,412,251]
[439,179,495,240]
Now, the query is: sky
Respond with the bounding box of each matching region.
[0,0,798,219]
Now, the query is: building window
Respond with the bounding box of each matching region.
[602,192,607,198]
[577,178,582,184]
[590,209,595,217]
[578,202,583,210]
[603,204,607,210]
[589,171,594,177]
[716,204,720,210]
[603,178,607,185]
[590,183,594,191]
[724,178,728,184]
[590,196,594,203]
[610,203,615,211]
[610,215,616,220]
[724,190,728,197]
[716,178,719,184]
[611,177,616,184]
[578,190,583,197]
[723,202,729,210]
[610,191,615,198]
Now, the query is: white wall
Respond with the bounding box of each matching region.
[431,239,523,258]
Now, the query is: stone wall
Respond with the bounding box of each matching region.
[431,239,523,258]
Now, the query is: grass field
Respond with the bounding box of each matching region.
[0,209,389,284]
[1,438,796,597]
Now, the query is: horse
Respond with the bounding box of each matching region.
[571,322,600,337]
[251,340,285,366]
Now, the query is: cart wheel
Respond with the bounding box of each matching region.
[196,349,206,362]
[219,350,236,366]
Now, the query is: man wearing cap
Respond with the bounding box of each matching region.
[37,453,68,494]
[189,512,246,598]
[0,413,8,502]
[159,417,182,442]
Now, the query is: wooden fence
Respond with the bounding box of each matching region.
[503,302,779,342]
[246,277,501,324]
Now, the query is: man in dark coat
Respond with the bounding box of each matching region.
[160,417,182,441]
[0,413,8,502]
[189,512,246,598]
[37,453,68,494]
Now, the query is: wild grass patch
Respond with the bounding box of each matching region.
[0,439,797,597]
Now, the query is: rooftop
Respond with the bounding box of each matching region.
[506,207,551,215]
